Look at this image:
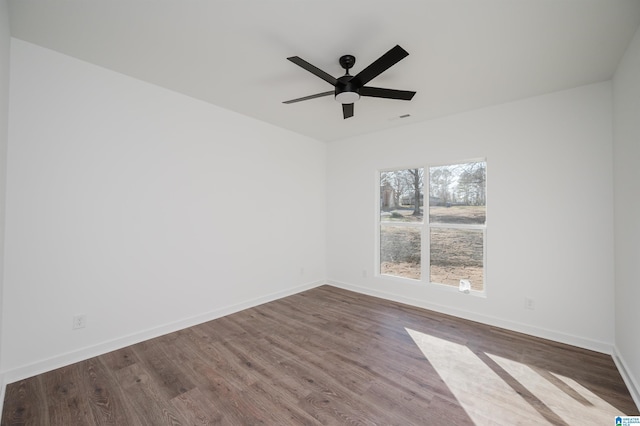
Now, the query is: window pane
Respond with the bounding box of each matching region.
[380,168,424,223]
[429,162,486,224]
[430,228,483,290]
[380,225,421,279]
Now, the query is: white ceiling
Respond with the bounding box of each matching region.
[7,0,640,142]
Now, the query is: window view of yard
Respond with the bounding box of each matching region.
[430,227,484,290]
[379,161,486,291]
[380,225,421,279]
[380,168,423,280]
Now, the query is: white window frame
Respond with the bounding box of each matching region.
[376,159,487,297]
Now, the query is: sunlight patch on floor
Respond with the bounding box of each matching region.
[405,327,548,425]
[406,327,628,425]
[488,352,625,424]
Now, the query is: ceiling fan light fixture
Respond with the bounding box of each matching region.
[335,91,360,104]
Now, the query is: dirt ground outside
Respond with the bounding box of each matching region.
[380,205,484,290]
[380,261,421,280]
[380,262,484,291]
[429,205,485,224]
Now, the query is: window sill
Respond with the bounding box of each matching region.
[377,273,487,298]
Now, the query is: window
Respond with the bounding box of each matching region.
[378,161,486,292]
[379,168,424,280]
[429,161,486,291]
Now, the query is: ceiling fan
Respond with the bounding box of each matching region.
[283,45,416,119]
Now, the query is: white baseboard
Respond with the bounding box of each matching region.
[1,280,325,387]
[326,280,614,355]
[613,346,640,411]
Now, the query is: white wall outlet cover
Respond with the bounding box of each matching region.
[72,314,87,330]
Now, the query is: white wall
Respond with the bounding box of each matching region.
[613,24,640,406]
[327,82,615,352]
[1,39,326,380]
[0,0,11,402]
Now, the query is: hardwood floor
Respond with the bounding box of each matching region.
[2,285,638,425]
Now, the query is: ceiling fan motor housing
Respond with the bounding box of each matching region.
[335,75,360,104]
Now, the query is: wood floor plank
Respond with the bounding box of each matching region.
[100,346,140,372]
[114,363,186,426]
[77,357,133,425]
[2,376,48,425]
[2,285,638,425]
[169,387,221,425]
[132,339,196,400]
[41,365,90,425]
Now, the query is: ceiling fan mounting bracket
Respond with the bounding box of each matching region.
[339,55,356,72]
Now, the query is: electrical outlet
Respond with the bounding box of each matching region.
[362,269,367,278]
[72,314,87,330]
[524,298,535,310]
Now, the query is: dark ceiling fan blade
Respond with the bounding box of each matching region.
[283,91,334,104]
[342,103,354,119]
[360,86,416,101]
[350,45,409,88]
[287,56,338,86]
